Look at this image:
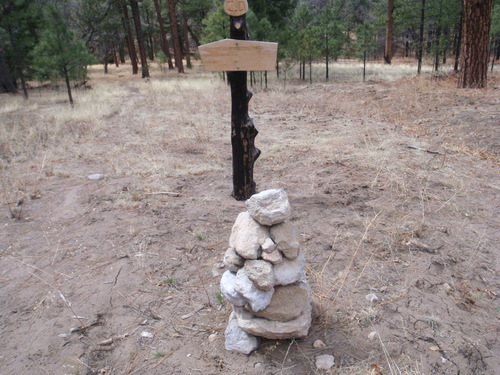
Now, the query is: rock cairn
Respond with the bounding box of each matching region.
[220,189,312,355]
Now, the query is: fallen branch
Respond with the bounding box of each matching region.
[145,191,180,197]
[407,145,444,155]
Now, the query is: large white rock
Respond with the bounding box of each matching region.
[233,299,312,340]
[244,260,274,291]
[225,312,259,355]
[235,268,274,312]
[220,270,246,307]
[223,247,245,273]
[270,222,300,260]
[245,189,291,226]
[229,211,269,260]
[273,253,306,286]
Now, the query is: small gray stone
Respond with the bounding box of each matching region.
[245,189,291,226]
[273,253,306,286]
[250,283,310,322]
[235,268,274,311]
[261,238,277,253]
[365,293,379,304]
[225,313,259,355]
[270,222,300,260]
[315,354,335,370]
[261,249,283,264]
[229,212,269,260]
[313,339,327,349]
[224,247,244,272]
[220,270,246,307]
[244,260,274,291]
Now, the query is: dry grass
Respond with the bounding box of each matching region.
[1,60,498,374]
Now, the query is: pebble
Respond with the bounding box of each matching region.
[315,354,335,370]
[365,293,379,303]
[368,331,377,341]
[313,339,327,349]
[208,333,217,342]
[88,173,106,180]
[140,331,153,339]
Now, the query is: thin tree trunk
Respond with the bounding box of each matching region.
[168,0,184,73]
[418,0,426,74]
[7,26,27,98]
[183,13,191,69]
[63,66,74,106]
[454,11,463,72]
[121,2,138,74]
[153,0,174,69]
[435,26,441,71]
[0,41,16,94]
[112,47,119,67]
[384,0,394,64]
[458,0,492,88]
[129,0,149,78]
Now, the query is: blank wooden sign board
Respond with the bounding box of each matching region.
[199,39,278,72]
[198,0,277,200]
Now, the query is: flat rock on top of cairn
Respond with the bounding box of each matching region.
[245,189,291,226]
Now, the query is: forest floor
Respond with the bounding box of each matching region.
[0,61,499,375]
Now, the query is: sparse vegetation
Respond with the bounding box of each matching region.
[0,62,498,374]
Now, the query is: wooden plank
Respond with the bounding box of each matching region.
[224,0,248,16]
[198,39,278,72]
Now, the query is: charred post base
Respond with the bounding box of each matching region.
[229,14,260,200]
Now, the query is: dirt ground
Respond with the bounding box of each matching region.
[0,63,499,375]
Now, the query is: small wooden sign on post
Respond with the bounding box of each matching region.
[198,0,277,201]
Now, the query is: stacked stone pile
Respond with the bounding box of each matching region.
[220,189,312,354]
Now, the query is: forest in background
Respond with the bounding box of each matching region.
[1,0,500,100]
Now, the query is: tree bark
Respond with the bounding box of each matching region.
[129,0,149,78]
[0,41,16,94]
[183,13,191,69]
[384,0,394,64]
[228,14,260,200]
[153,0,174,69]
[168,0,184,73]
[458,0,492,88]
[418,0,426,74]
[121,1,138,74]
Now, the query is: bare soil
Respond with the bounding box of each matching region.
[1,65,499,375]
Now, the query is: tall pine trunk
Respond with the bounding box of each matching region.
[183,13,191,69]
[458,0,492,88]
[418,0,426,74]
[129,0,149,78]
[384,0,394,64]
[153,0,174,69]
[168,0,184,73]
[121,2,138,74]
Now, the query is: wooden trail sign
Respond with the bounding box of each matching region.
[198,39,278,72]
[198,0,277,200]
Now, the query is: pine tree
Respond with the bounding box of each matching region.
[32,4,96,106]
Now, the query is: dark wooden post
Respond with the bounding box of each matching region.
[227,6,260,200]
[198,0,277,201]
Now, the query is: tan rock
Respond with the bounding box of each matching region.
[244,260,274,291]
[270,222,300,260]
[250,283,310,322]
[261,248,283,264]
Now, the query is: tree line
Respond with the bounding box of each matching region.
[1,0,499,102]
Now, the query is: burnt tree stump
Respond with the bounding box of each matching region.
[228,15,260,200]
